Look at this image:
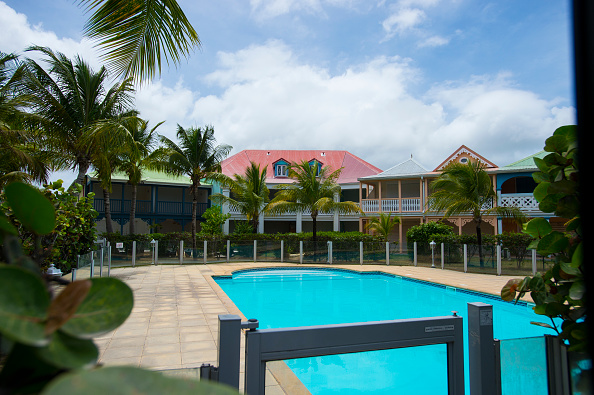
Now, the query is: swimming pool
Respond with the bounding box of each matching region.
[215,268,553,394]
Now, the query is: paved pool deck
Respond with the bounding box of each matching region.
[96,262,528,394]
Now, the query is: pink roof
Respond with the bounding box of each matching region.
[221,150,382,185]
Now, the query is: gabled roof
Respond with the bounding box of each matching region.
[358,157,428,180]
[221,150,382,184]
[433,145,497,171]
[499,151,546,171]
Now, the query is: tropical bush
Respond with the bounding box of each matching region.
[501,126,585,353]
[1,180,97,273]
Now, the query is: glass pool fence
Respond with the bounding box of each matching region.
[71,239,551,277]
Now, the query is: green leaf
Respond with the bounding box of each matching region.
[532,182,549,203]
[0,214,17,235]
[41,366,240,395]
[0,265,50,346]
[569,281,585,300]
[537,231,569,255]
[4,182,56,235]
[501,278,521,301]
[36,330,98,369]
[523,218,552,239]
[530,321,555,330]
[60,278,133,338]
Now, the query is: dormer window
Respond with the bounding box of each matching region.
[276,164,287,177]
[309,159,322,176]
[273,159,289,177]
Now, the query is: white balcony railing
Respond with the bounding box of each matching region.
[499,193,540,210]
[362,198,421,213]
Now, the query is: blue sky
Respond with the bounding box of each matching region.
[1,0,575,184]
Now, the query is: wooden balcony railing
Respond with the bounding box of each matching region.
[93,199,208,217]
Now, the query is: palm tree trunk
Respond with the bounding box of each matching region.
[103,188,114,234]
[73,159,90,191]
[312,213,318,241]
[129,184,137,234]
[476,220,484,267]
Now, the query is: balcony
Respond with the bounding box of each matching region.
[361,198,421,213]
[499,193,542,212]
[93,198,208,217]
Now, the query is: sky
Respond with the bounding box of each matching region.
[1,0,576,185]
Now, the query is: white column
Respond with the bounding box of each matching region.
[296,211,302,233]
[333,192,340,232]
[222,188,230,234]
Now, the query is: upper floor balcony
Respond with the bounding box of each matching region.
[361,198,422,213]
[93,198,209,217]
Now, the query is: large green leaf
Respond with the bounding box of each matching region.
[36,330,99,369]
[4,182,56,235]
[42,366,240,395]
[0,265,50,346]
[523,217,552,239]
[60,278,133,338]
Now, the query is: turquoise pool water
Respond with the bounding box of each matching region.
[215,268,554,394]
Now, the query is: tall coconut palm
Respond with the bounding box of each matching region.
[267,160,362,241]
[210,162,269,234]
[21,46,136,189]
[0,53,51,189]
[427,160,526,266]
[153,125,231,249]
[78,0,200,83]
[117,118,163,234]
[365,212,401,242]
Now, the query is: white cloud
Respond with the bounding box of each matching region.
[418,35,450,47]
[180,41,574,171]
[0,1,100,68]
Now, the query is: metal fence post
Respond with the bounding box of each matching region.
[468,302,499,395]
[107,244,112,277]
[90,251,95,277]
[254,240,257,263]
[217,315,242,389]
[531,249,537,275]
[99,247,104,277]
[464,244,468,273]
[180,240,184,265]
[204,240,208,264]
[441,243,445,269]
[413,242,417,266]
[496,245,502,276]
[227,240,231,263]
[359,241,363,265]
[386,242,390,266]
[328,241,333,264]
[281,240,284,263]
[299,241,303,264]
[132,240,137,267]
[155,240,159,265]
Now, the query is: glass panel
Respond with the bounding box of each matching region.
[568,351,592,395]
[499,336,548,395]
[276,345,448,395]
[157,239,181,264]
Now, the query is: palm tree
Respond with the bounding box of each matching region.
[154,125,231,249]
[365,212,401,242]
[117,118,163,234]
[267,160,362,241]
[0,53,51,189]
[210,162,270,234]
[21,46,137,189]
[78,0,200,83]
[427,160,526,266]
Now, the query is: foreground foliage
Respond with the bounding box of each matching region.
[501,126,585,352]
[0,182,238,394]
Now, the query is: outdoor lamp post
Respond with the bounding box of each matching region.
[150,239,156,264]
[430,240,436,268]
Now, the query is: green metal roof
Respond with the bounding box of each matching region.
[93,169,212,186]
[500,150,547,171]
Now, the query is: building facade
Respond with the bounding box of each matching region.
[86,170,215,234]
[220,150,383,234]
[358,146,559,249]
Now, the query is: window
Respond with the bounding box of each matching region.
[276,164,287,177]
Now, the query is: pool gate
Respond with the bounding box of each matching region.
[201,302,574,395]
